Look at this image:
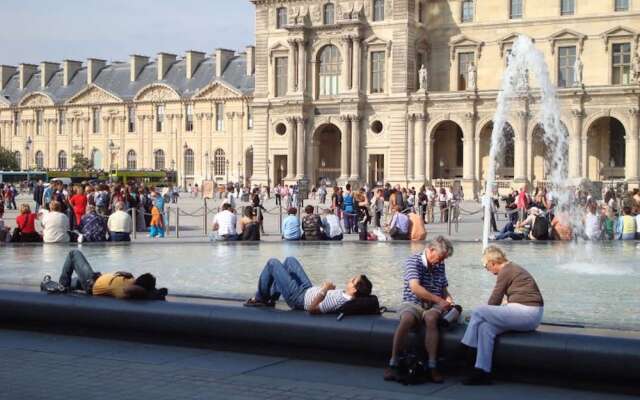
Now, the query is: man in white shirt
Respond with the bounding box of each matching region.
[107,201,132,242]
[42,201,70,243]
[212,203,238,240]
[321,208,343,240]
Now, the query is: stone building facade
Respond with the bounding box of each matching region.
[0,48,255,188]
[250,0,640,193]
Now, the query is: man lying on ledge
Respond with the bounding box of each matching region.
[41,250,167,300]
[244,257,372,314]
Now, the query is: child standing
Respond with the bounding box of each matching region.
[149,205,165,238]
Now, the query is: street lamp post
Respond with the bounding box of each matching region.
[210,161,214,181]
[225,159,230,184]
[266,158,271,189]
[204,151,209,182]
[108,140,119,182]
[237,161,241,186]
[25,136,32,170]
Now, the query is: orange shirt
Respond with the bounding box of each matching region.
[150,207,162,227]
[92,273,134,299]
[409,213,426,241]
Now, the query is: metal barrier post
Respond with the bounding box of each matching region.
[278,203,283,234]
[447,206,452,236]
[203,198,208,236]
[132,207,137,240]
[167,208,171,236]
[455,205,460,233]
[176,207,180,238]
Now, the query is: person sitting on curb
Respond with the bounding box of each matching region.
[384,236,455,383]
[41,250,167,300]
[461,246,544,385]
[387,205,410,240]
[107,201,132,242]
[78,205,108,242]
[301,205,322,240]
[321,208,343,241]
[212,203,238,241]
[41,200,70,243]
[282,207,302,241]
[244,257,372,314]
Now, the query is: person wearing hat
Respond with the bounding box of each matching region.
[461,246,543,385]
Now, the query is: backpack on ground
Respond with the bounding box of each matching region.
[531,215,550,240]
[396,353,429,385]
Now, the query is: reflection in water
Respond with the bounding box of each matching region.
[0,241,638,331]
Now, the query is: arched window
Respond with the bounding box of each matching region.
[214,149,226,176]
[324,3,335,24]
[14,152,21,169]
[35,151,44,169]
[154,149,165,170]
[127,150,137,170]
[184,148,194,176]
[319,45,341,96]
[91,149,102,170]
[58,151,67,170]
[373,0,385,21]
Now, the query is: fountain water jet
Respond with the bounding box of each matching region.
[483,35,571,248]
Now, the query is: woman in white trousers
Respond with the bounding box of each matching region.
[461,246,544,385]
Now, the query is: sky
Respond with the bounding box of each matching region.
[0,0,255,66]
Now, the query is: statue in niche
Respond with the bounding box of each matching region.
[573,56,583,86]
[419,64,428,91]
[632,50,640,83]
[467,61,477,90]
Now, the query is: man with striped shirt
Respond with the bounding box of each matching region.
[244,257,372,314]
[384,236,455,383]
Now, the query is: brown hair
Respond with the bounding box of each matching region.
[49,201,61,212]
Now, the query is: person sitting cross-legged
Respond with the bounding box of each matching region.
[41,250,167,300]
[244,257,372,314]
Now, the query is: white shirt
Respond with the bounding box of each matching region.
[108,210,132,233]
[585,213,601,239]
[636,215,640,233]
[322,214,343,238]
[42,211,70,243]
[304,287,352,314]
[214,210,237,236]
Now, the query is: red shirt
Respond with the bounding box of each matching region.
[16,213,37,234]
[69,194,88,213]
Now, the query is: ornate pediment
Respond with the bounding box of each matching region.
[67,85,122,105]
[601,26,639,49]
[449,34,485,60]
[0,96,11,107]
[548,29,586,54]
[19,92,55,107]
[133,84,180,102]
[192,81,241,100]
[498,33,523,57]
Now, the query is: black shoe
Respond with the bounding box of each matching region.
[462,368,492,386]
[40,275,66,294]
[383,365,400,381]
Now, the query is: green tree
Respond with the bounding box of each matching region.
[71,152,92,172]
[0,147,19,170]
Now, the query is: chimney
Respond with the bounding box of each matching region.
[40,62,60,88]
[0,65,17,90]
[245,46,255,76]
[185,50,205,79]
[215,48,235,77]
[19,63,38,90]
[87,58,106,85]
[130,54,149,82]
[157,52,177,80]
[63,60,82,86]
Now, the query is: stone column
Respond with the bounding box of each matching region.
[287,40,296,95]
[569,110,583,179]
[626,108,640,183]
[425,138,434,181]
[353,37,362,94]
[406,114,415,181]
[339,115,351,180]
[295,117,306,179]
[286,116,296,180]
[349,115,361,181]
[84,118,90,158]
[414,114,426,183]
[463,112,476,180]
[581,135,589,179]
[297,39,306,94]
[235,113,244,181]
[341,37,352,93]
[474,136,481,181]
[514,111,528,182]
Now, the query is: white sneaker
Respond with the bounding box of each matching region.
[77,234,84,243]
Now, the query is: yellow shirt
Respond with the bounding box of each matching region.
[92,273,134,299]
[622,215,636,234]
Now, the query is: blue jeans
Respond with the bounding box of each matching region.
[495,222,525,240]
[58,250,97,293]
[255,257,312,310]
[110,232,131,241]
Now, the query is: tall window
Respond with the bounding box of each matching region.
[276,7,287,28]
[418,1,424,23]
[324,3,335,24]
[510,0,523,19]
[127,150,137,170]
[216,103,224,130]
[458,52,474,90]
[13,111,19,136]
[371,51,385,93]
[612,43,631,85]
[184,148,194,176]
[58,110,65,135]
[185,104,194,131]
[58,150,67,170]
[92,108,100,133]
[156,104,165,132]
[15,152,21,169]
[91,149,102,169]
[154,149,165,170]
[558,46,576,88]
[275,57,288,97]
[36,110,43,135]
[560,0,575,15]
[615,0,629,11]
[373,0,385,21]
[35,151,43,169]
[214,148,226,175]
[128,106,135,132]
[247,107,254,129]
[461,0,474,22]
[319,45,341,96]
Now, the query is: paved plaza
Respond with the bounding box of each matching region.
[0,328,636,400]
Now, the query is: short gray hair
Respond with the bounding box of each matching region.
[427,236,454,258]
[115,201,125,211]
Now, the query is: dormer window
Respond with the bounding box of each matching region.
[324,3,335,25]
[276,7,287,28]
[373,0,385,21]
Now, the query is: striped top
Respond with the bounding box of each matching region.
[304,287,352,314]
[403,252,448,306]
